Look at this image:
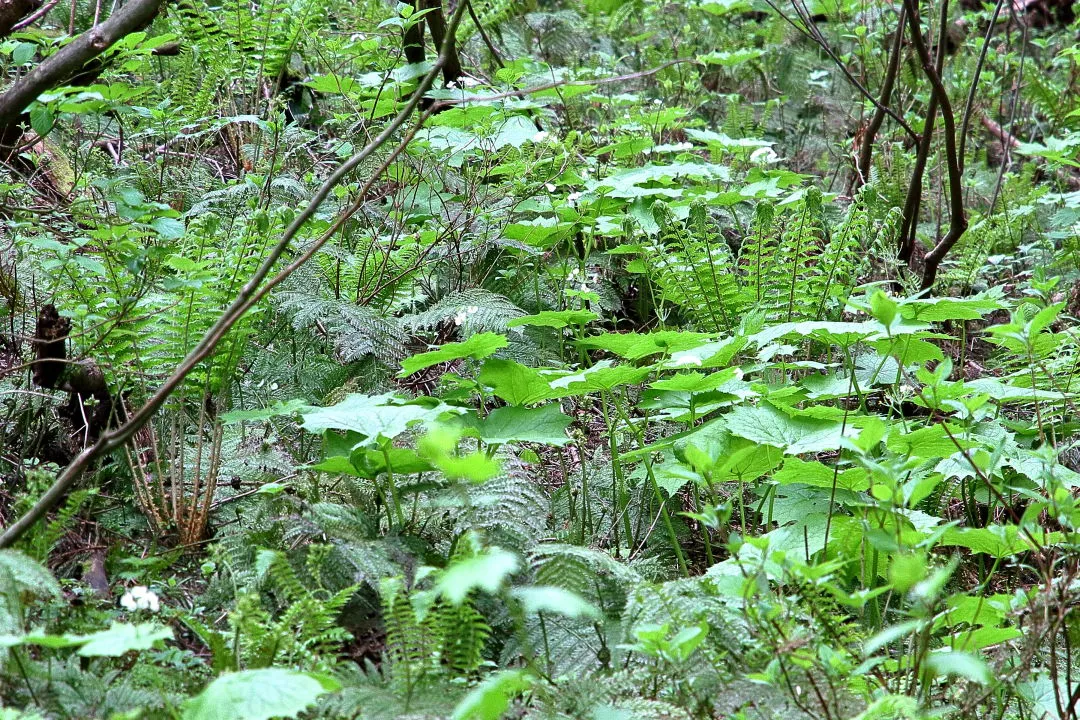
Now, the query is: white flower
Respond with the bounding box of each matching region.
[567,191,583,204]
[749,146,779,164]
[670,353,703,367]
[652,98,662,106]
[459,76,481,88]
[454,311,467,326]
[580,283,590,292]
[467,305,479,314]
[569,267,579,277]
[532,131,550,143]
[120,586,160,613]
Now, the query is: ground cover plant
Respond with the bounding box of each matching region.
[0,0,1078,717]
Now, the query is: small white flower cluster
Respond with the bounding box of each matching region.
[750,146,779,164]
[446,76,481,89]
[454,305,480,326]
[568,267,599,293]
[120,586,160,613]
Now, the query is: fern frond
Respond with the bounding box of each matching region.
[276,288,407,366]
[454,457,550,552]
[402,289,527,335]
[644,200,748,332]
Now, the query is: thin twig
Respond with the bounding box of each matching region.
[12,0,62,30]
[957,0,1008,171]
[761,0,919,141]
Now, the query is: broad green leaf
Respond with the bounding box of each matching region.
[0,631,80,649]
[479,359,556,405]
[938,525,1044,558]
[399,333,507,377]
[578,330,713,360]
[303,74,357,94]
[29,105,54,137]
[548,360,649,393]
[300,393,456,442]
[650,368,739,393]
[419,426,501,482]
[13,42,35,65]
[222,398,311,423]
[653,461,700,495]
[948,626,1022,651]
[183,669,339,720]
[900,295,1005,321]
[924,650,991,685]
[772,457,869,491]
[512,586,601,619]
[865,620,921,655]
[437,548,520,604]
[492,115,540,149]
[507,310,598,329]
[464,403,572,446]
[591,162,730,198]
[724,403,846,454]
[451,670,534,720]
[715,442,782,481]
[0,551,61,598]
[75,623,173,657]
[697,49,764,65]
[886,423,975,459]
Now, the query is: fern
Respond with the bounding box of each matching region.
[644,200,748,333]
[642,188,892,332]
[379,574,490,690]
[457,0,535,45]
[23,489,95,563]
[207,547,359,673]
[452,456,550,553]
[402,288,527,336]
[530,544,640,616]
[275,287,407,366]
[165,0,333,113]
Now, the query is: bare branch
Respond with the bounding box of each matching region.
[856,7,907,190]
[903,0,968,290]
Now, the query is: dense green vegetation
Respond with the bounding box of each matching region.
[0,0,1078,716]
